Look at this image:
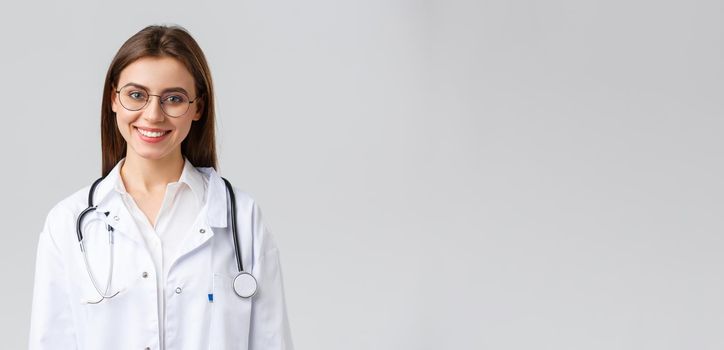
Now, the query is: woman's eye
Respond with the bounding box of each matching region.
[129,91,146,100]
[164,95,185,104]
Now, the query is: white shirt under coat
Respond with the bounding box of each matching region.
[114,156,208,349]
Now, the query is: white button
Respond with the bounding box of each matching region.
[113,215,120,221]
[175,287,182,294]
[199,228,206,234]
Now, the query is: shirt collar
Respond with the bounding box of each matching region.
[108,157,206,206]
[94,157,228,228]
[178,156,207,206]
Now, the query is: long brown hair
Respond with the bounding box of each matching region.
[100,24,217,176]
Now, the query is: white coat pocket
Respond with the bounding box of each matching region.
[209,273,253,349]
[77,272,152,349]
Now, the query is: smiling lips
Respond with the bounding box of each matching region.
[135,126,171,142]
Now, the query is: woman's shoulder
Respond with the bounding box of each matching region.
[224,181,263,219]
[230,185,257,208]
[197,166,260,210]
[43,183,94,225]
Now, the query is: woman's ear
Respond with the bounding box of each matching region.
[192,97,204,121]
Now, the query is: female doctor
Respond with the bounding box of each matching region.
[28,25,294,350]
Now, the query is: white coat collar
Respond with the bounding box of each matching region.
[93,157,229,229]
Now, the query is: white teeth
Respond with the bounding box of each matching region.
[136,127,168,138]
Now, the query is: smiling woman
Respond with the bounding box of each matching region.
[112,56,202,156]
[100,26,216,175]
[28,24,295,350]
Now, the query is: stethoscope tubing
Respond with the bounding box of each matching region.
[221,177,244,273]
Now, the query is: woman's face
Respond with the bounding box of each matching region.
[111,56,201,162]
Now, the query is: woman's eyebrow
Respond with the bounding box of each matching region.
[122,82,190,95]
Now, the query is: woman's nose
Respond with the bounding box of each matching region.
[142,95,166,121]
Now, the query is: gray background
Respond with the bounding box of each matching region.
[1,0,722,349]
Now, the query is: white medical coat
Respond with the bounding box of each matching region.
[28,165,294,350]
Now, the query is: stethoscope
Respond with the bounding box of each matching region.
[76,175,258,304]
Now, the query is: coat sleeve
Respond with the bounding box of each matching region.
[249,201,295,350]
[28,208,78,349]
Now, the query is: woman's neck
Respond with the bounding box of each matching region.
[120,150,184,195]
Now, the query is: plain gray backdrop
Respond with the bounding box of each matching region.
[1,0,722,349]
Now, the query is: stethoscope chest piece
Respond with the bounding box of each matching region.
[233,272,258,298]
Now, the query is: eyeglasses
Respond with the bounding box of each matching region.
[115,84,200,118]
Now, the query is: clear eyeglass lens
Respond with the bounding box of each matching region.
[118,86,191,117]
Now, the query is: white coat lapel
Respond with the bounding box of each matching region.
[172,167,229,261]
[95,195,146,246]
[90,160,146,247]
